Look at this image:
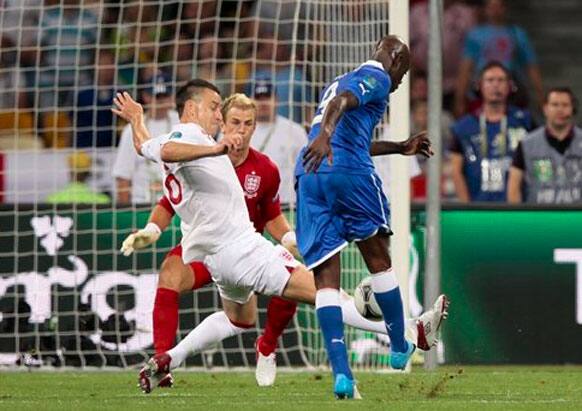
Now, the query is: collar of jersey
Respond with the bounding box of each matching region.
[359,60,384,71]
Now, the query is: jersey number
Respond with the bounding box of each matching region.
[164,174,183,205]
[311,81,339,127]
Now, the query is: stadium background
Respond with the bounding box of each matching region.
[0,0,581,373]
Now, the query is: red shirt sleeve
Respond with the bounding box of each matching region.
[157,196,175,216]
[260,161,282,223]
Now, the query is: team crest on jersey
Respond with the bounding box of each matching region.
[169,131,182,139]
[244,174,261,198]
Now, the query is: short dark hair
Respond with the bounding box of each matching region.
[175,79,221,117]
[479,61,512,81]
[545,87,579,113]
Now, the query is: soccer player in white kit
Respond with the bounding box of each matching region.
[112,80,448,396]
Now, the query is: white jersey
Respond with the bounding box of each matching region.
[112,111,180,203]
[142,122,255,262]
[251,115,307,204]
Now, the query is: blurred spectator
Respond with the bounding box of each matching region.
[112,71,179,204]
[508,88,582,204]
[246,29,309,124]
[38,0,97,106]
[411,99,456,198]
[449,62,532,202]
[38,1,98,147]
[179,0,219,39]
[177,34,231,95]
[46,151,110,204]
[74,50,118,148]
[410,71,429,102]
[251,80,307,204]
[0,35,37,149]
[410,0,477,110]
[454,0,543,117]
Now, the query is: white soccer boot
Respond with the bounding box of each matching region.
[415,294,450,351]
[255,337,277,387]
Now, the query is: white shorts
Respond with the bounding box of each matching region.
[203,233,300,304]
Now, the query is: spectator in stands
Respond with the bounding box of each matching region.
[508,88,582,204]
[180,1,219,38]
[449,62,532,202]
[112,71,179,204]
[176,33,234,95]
[46,151,109,204]
[0,35,37,149]
[38,0,97,106]
[251,80,307,204]
[454,0,544,117]
[246,29,309,124]
[74,50,118,148]
[38,1,98,147]
[410,0,477,110]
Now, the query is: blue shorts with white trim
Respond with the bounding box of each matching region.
[296,171,392,269]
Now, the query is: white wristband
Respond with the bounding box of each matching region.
[281,231,296,246]
[144,222,162,235]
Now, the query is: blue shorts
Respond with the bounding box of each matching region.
[296,171,392,269]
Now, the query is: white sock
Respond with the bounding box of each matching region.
[370,268,399,293]
[338,289,416,338]
[168,311,248,369]
[315,288,340,309]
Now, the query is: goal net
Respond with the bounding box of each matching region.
[0,0,421,370]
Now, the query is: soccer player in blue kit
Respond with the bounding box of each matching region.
[295,36,434,399]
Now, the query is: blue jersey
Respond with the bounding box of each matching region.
[295,60,390,176]
[450,105,532,202]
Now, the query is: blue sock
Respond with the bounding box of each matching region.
[316,290,353,380]
[371,270,407,353]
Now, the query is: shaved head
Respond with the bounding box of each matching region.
[372,35,410,93]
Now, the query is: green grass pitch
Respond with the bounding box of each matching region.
[1,366,582,410]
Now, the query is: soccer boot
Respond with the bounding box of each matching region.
[255,337,277,387]
[138,352,171,394]
[334,373,354,400]
[390,341,416,370]
[415,294,450,351]
[157,372,174,388]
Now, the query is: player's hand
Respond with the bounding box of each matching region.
[120,224,161,256]
[111,92,144,125]
[401,131,434,158]
[302,134,333,173]
[281,231,301,259]
[217,132,243,154]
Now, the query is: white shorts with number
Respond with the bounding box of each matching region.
[203,232,300,304]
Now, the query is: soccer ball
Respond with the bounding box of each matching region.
[353,277,383,321]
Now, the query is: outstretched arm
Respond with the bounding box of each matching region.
[159,131,243,162]
[111,92,150,155]
[302,91,359,173]
[370,131,434,158]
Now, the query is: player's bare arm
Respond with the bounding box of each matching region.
[111,92,150,155]
[370,131,434,158]
[303,91,359,173]
[159,132,243,163]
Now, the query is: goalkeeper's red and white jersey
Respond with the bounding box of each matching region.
[143,122,254,262]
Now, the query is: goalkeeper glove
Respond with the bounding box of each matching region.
[120,223,161,256]
[281,231,301,259]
